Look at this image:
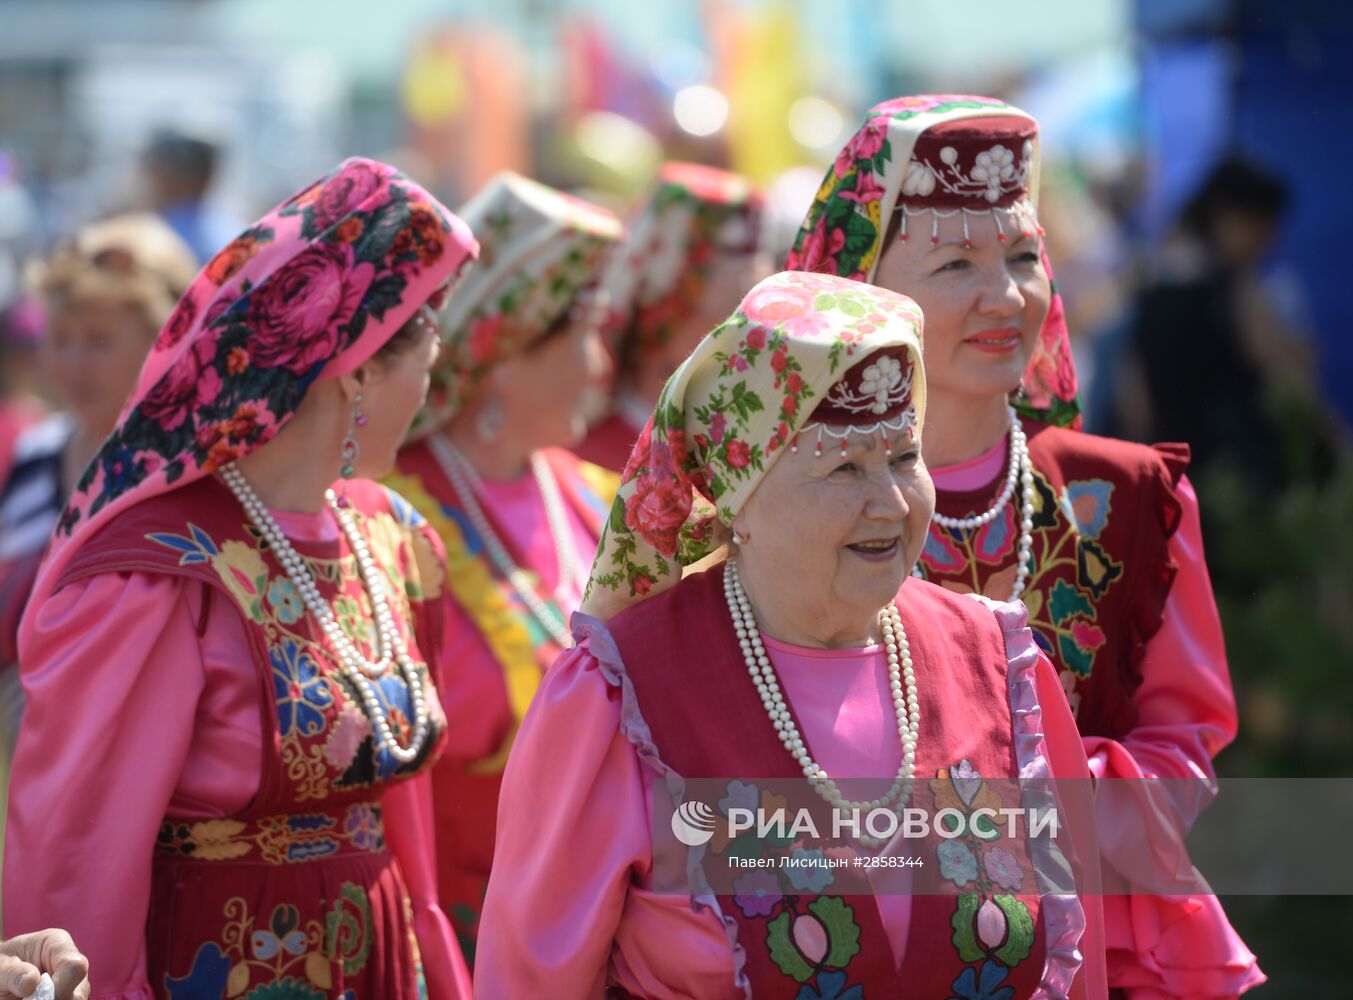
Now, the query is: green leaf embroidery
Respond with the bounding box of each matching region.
[766,911,815,983]
[950,894,985,963]
[993,895,1035,966]
[810,897,862,969]
[1048,579,1092,624]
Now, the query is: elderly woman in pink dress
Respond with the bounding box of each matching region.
[4,159,478,999]
[387,171,622,959]
[788,94,1263,999]
[476,271,1111,998]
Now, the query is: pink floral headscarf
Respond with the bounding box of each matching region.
[786,95,1081,429]
[581,271,925,620]
[23,157,478,638]
[599,161,764,362]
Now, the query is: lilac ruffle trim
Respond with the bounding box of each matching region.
[973,595,1088,1000]
[571,612,753,1000]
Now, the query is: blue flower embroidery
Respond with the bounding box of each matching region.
[796,970,864,1000]
[1060,480,1114,539]
[267,577,305,624]
[784,848,834,893]
[270,638,333,737]
[938,839,978,887]
[949,959,1015,1000]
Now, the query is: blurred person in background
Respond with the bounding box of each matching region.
[576,162,770,472]
[4,159,479,999]
[386,172,620,962]
[790,95,1264,999]
[0,214,198,762]
[140,126,241,266]
[0,296,47,491]
[1123,158,1327,487]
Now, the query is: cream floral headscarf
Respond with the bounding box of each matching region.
[582,270,926,619]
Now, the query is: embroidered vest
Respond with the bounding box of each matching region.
[57,476,448,998]
[609,567,1073,999]
[920,420,1187,739]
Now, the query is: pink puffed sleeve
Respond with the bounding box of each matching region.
[4,573,207,1000]
[474,642,650,999]
[383,775,471,999]
[1084,477,1264,997]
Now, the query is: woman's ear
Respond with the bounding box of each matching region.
[337,367,367,404]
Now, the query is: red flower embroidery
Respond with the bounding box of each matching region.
[205,235,261,286]
[160,295,198,350]
[725,438,751,470]
[141,337,222,432]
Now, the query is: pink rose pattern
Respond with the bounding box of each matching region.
[587,272,922,602]
[785,95,1080,429]
[60,158,473,529]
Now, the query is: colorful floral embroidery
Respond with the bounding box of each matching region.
[165,885,373,998]
[157,805,386,866]
[919,467,1126,714]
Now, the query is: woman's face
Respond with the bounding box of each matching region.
[873,213,1050,402]
[732,424,935,639]
[41,301,158,437]
[352,319,442,479]
[493,313,613,450]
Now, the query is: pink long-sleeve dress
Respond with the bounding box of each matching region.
[476,572,1109,999]
[4,483,470,1000]
[925,424,1264,998]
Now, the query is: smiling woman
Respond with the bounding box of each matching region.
[474,271,1106,999]
[793,95,1264,1000]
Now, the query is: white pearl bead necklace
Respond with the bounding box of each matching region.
[723,559,920,848]
[219,463,431,765]
[924,405,1036,601]
[429,434,582,649]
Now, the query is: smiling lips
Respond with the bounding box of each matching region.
[847,538,900,561]
[964,327,1021,354]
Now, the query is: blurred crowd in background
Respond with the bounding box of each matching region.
[1,0,1350,993]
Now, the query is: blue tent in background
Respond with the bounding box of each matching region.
[1135,0,1353,424]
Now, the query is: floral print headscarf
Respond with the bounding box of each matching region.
[581,271,925,620]
[416,171,622,432]
[599,161,764,362]
[24,157,478,635]
[786,95,1080,429]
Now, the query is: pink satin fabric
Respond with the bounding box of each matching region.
[433,467,599,768]
[3,506,468,1000]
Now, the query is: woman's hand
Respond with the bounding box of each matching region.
[0,930,90,1000]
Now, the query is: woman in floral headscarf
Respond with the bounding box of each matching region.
[575,161,769,472]
[476,271,1109,999]
[385,172,620,960]
[4,159,479,999]
[790,95,1263,998]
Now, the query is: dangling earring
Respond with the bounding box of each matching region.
[337,391,364,507]
[732,528,748,546]
[476,397,503,442]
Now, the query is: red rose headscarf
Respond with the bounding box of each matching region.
[582,270,925,620]
[786,95,1080,429]
[22,157,478,643]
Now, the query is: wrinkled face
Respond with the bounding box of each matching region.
[494,312,613,450]
[353,319,442,478]
[732,423,935,630]
[874,209,1050,401]
[42,301,158,436]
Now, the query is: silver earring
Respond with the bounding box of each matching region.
[476,397,503,442]
[337,392,363,507]
[732,529,747,546]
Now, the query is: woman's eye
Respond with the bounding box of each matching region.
[830,462,858,476]
[935,258,969,274]
[1009,251,1040,265]
[890,451,919,468]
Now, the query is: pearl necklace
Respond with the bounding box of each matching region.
[219,463,431,764]
[724,559,919,847]
[924,405,1036,601]
[428,434,581,648]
